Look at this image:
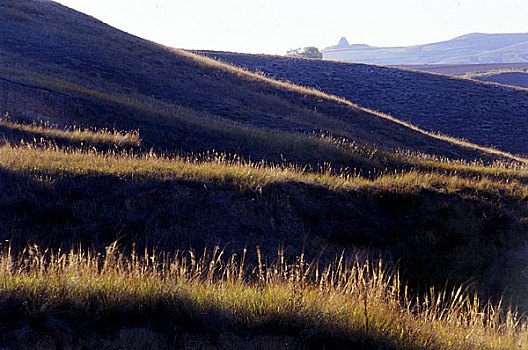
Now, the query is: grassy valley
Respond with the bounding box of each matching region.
[2,0,528,349]
[2,123,528,348]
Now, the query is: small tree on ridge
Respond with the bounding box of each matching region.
[286,46,322,59]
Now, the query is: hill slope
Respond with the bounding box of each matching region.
[322,32,528,64]
[0,0,522,165]
[197,51,528,155]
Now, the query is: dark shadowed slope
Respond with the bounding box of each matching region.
[197,51,528,155]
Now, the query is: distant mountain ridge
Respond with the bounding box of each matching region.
[322,33,528,64]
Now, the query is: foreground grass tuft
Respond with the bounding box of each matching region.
[0,244,526,349]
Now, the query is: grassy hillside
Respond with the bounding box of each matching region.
[197,51,528,156]
[1,119,528,348]
[396,64,528,89]
[2,1,528,349]
[0,0,522,165]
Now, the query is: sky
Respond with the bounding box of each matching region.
[53,0,528,55]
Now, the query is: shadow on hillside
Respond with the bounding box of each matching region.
[0,164,526,305]
[74,91,511,168]
[0,288,395,350]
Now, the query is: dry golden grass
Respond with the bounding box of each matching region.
[1,142,527,198]
[0,114,141,147]
[1,243,526,349]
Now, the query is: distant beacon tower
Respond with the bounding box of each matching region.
[338,37,350,47]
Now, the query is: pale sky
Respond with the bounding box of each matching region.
[53,0,528,55]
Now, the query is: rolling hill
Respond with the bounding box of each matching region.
[0,1,510,165]
[2,1,528,348]
[322,32,528,64]
[3,0,524,258]
[197,51,528,156]
[391,62,528,89]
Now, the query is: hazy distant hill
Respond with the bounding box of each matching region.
[322,33,528,64]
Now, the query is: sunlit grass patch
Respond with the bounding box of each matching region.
[0,114,141,148]
[1,143,527,198]
[0,244,526,349]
